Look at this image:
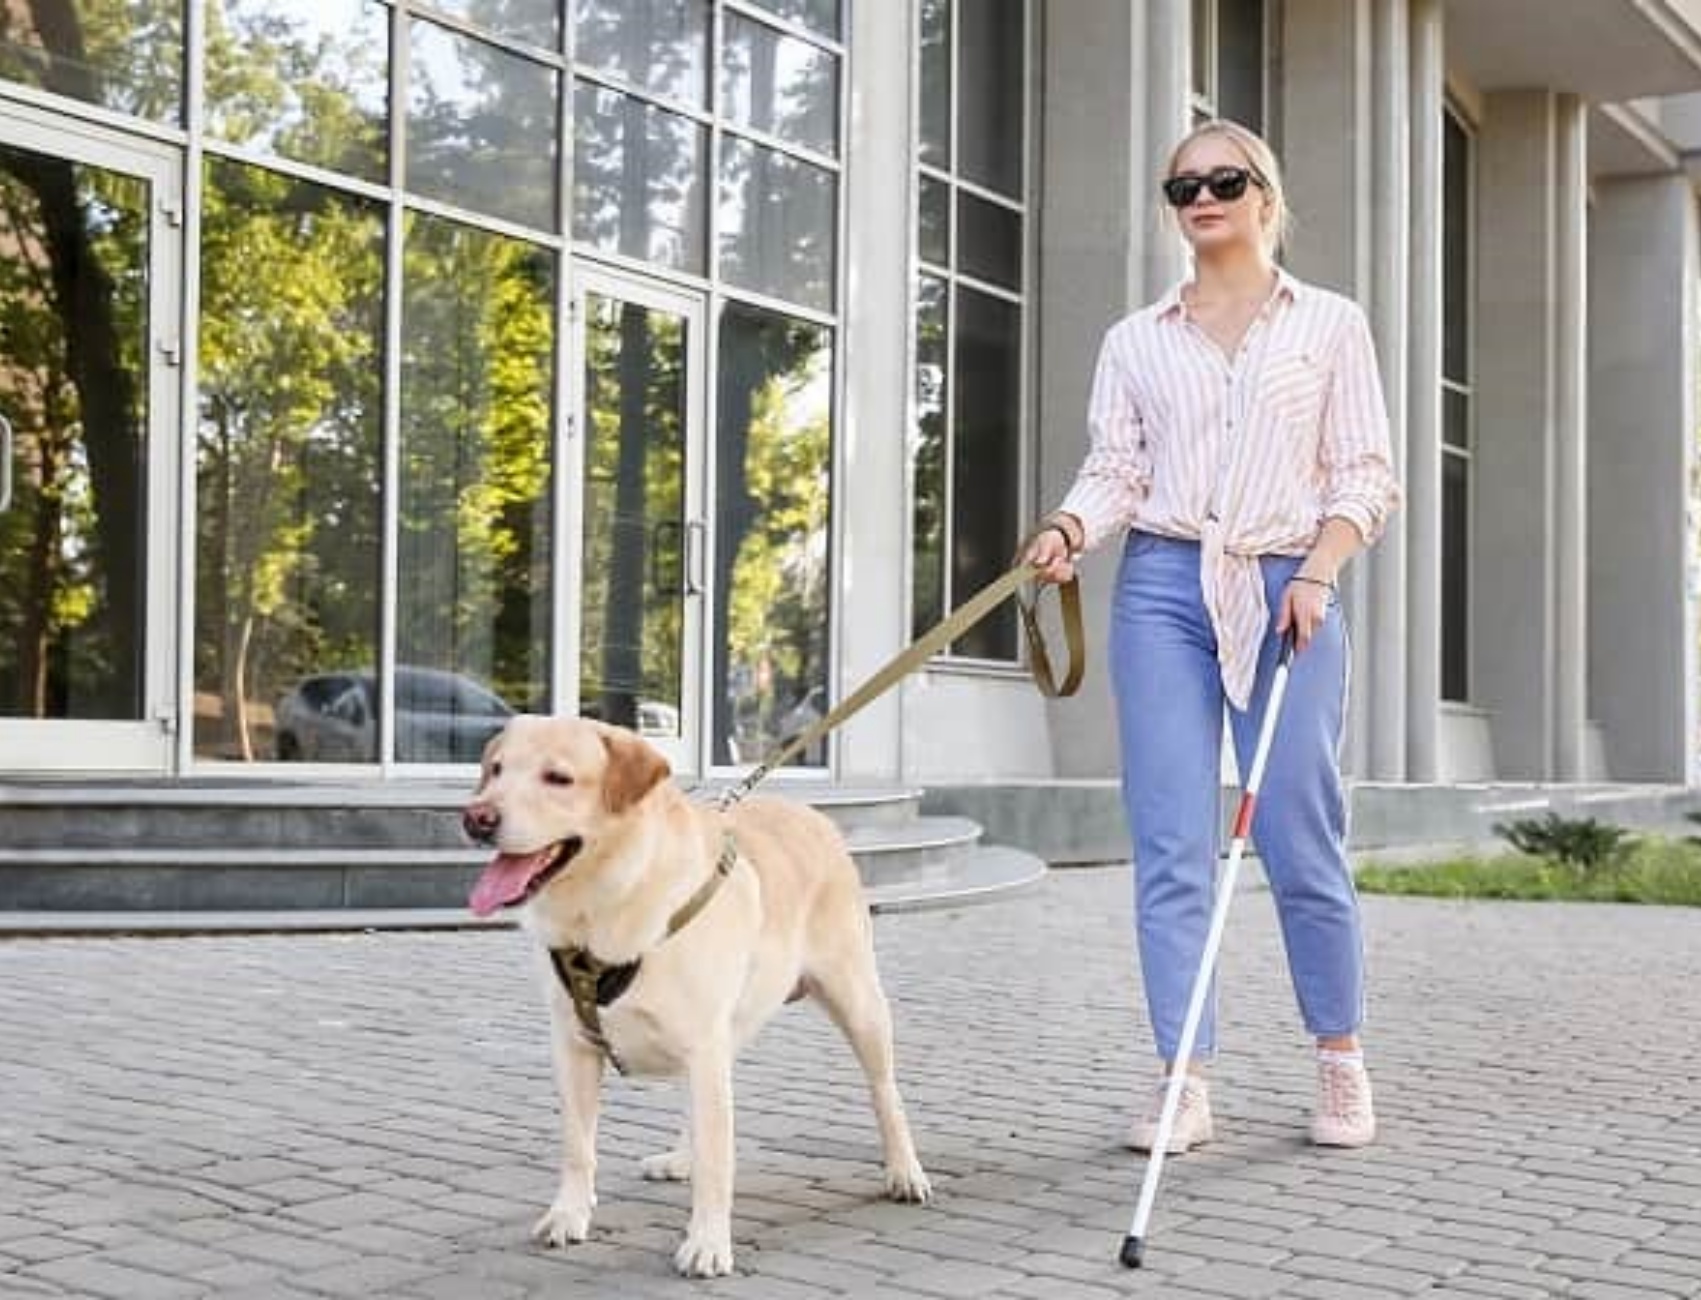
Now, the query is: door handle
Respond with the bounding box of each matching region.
[684,520,707,596]
[0,414,12,512]
[651,519,683,596]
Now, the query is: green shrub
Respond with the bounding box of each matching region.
[1491,812,1633,873]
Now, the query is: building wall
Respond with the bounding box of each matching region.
[3,0,1699,790]
[1588,174,1700,782]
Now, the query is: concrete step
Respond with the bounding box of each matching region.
[0,779,927,849]
[0,844,1046,934]
[0,815,999,914]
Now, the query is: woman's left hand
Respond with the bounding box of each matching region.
[1276,574,1332,652]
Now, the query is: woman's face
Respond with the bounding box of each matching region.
[1168,135,1270,257]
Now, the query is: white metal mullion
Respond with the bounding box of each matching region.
[952,270,1022,305]
[378,0,408,773]
[723,0,845,55]
[405,1,567,68]
[820,0,852,774]
[558,282,586,719]
[709,0,725,299]
[571,65,714,129]
[719,119,840,174]
[947,171,1023,214]
[198,139,393,208]
[175,0,207,772]
[0,81,188,148]
[702,0,726,776]
[1015,0,1033,664]
[940,0,958,627]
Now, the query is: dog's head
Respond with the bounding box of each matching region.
[463,715,671,917]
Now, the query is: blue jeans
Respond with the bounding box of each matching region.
[1110,531,1365,1061]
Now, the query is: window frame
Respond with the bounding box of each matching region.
[1440,99,1476,705]
[906,0,1036,668]
[1189,0,1270,132]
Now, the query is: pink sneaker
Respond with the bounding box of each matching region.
[1126,1075,1214,1154]
[1311,1056,1376,1147]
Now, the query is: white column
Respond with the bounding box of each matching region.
[1474,91,1557,778]
[1552,94,1588,779]
[835,0,912,781]
[1405,0,1443,779]
[1279,0,1374,775]
[1144,0,1193,297]
[1037,0,1186,776]
[1367,0,1409,780]
[1587,176,1696,782]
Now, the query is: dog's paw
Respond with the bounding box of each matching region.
[532,1199,592,1248]
[640,1148,692,1182]
[886,1158,932,1205]
[674,1227,734,1277]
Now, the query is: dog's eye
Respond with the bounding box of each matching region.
[490,760,503,777]
[543,771,574,788]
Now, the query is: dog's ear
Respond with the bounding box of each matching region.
[599,724,671,814]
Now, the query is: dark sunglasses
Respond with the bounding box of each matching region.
[1162,165,1267,208]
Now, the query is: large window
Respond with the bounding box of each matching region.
[572,2,842,768]
[1191,0,1267,131]
[194,160,386,763]
[571,0,842,310]
[5,0,842,770]
[1441,107,1473,703]
[911,0,1029,662]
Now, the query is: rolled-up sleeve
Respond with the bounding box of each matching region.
[1319,306,1403,545]
[1057,324,1152,551]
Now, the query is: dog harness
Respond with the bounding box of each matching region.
[548,830,740,1074]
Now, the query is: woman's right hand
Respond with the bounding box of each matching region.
[1024,517,1081,585]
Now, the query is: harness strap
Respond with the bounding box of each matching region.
[549,831,740,1074]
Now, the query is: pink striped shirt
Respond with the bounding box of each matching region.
[1059,267,1402,709]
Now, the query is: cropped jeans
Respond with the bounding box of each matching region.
[1110,530,1365,1061]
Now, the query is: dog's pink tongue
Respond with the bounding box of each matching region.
[468,848,556,917]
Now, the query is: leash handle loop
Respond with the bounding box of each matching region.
[719,556,1084,808]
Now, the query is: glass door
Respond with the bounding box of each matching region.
[570,268,705,774]
[0,103,181,773]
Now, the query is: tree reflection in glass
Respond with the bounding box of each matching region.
[398,214,554,763]
[572,81,706,274]
[713,304,830,767]
[194,160,384,761]
[0,0,181,124]
[407,15,558,231]
[205,0,389,184]
[579,295,686,736]
[0,149,149,721]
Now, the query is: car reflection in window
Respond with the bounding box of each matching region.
[274,666,515,763]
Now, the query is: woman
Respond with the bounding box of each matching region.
[1027,120,1401,1152]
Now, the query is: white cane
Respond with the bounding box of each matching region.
[1120,629,1298,1269]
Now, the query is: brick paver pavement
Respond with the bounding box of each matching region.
[1,866,1698,1299]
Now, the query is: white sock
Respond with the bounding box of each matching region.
[1317,1047,1364,1068]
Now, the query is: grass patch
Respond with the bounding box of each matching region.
[1355,836,1701,906]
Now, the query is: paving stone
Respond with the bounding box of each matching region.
[1,872,1698,1300]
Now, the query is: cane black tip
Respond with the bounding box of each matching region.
[1120,1235,1144,1268]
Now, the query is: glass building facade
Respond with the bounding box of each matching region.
[0,0,850,775]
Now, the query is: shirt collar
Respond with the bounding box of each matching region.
[1156,265,1304,321]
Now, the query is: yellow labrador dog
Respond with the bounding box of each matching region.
[464,715,931,1277]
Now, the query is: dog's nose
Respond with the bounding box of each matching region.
[462,803,500,844]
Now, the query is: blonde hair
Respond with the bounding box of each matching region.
[1163,119,1292,252]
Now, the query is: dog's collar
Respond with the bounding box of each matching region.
[548,830,741,1074]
